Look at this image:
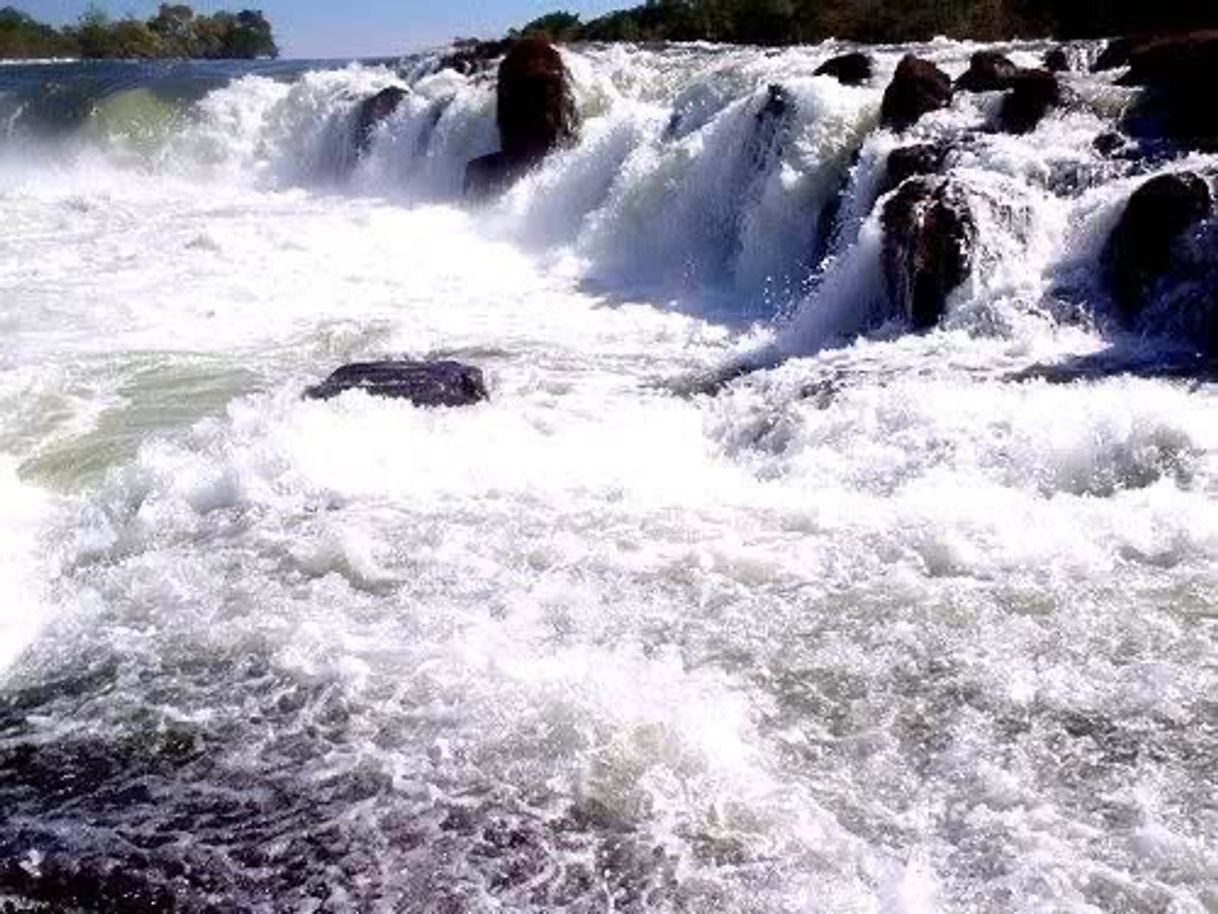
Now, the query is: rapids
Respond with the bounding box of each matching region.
[0,41,1215,912]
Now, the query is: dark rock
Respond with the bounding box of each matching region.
[1044,47,1070,72]
[464,38,578,197]
[882,178,975,329]
[497,38,578,164]
[463,152,527,200]
[1092,36,1142,71]
[814,51,873,86]
[881,55,953,131]
[1118,31,1218,147]
[305,361,489,407]
[955,51,1020,92]
[881,142,951,196]
[998,69,1061,134]
[438,38,512,76]
[750,84,796,168]
[1103,172,1213,320]
[1093,131,1129,156]
[352,86,409,156]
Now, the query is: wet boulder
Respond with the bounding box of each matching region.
[1103,172,1213,320]
[998,69,1061,134]
[1092,35,1143,72]
[438,38,512,77]
[352,86,409,156]
[955,51,1020,92]
[881,178,975,329]
[1118,31,1218,147]
[1044,47,1070,72]
[305,361,489,407]
[464,38,578,197]
[881,56,953,131]
[814,51,873,86]
[881,142,952,196]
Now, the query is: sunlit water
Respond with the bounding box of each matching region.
[1,46,1216,912]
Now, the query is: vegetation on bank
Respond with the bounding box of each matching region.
[512,0,1217,45]
[0,4,277,60]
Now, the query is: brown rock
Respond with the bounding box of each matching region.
[881,56,953,132]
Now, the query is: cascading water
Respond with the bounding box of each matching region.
[0,40,1215,913]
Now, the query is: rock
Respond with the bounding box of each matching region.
[497,37,578,164]
[464,38,578,197]
[1118,31,1218,147]
[463,152,526,199]
[955,51,1020,92]
[814,51,873,86]
[1092,36,1142,72]
[998,69,1061,134]
[881,55,953,132]
[750,84,796,168]
[438,38,512,76]
[352,86,409,156]
[1103,172,1213,320]
[880,142,951,196]
[1093,131,1129,156]
[1044,47,1070,72]
[305,361,489,407]
[881,178,975,329]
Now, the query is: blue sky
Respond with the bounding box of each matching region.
[17,0,626,58]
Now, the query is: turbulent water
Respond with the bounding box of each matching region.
[1,43,1216,913]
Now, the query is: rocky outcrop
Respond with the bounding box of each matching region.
[814,51,873,86]
[882,178,975,329]
[1118,31,1218,147]
[352,86,409,156]
[955,51,1020,92]
[465,38,579,198]
[438,38,512,77]
[1103,172,1213,320]
[306,361,489,407]
[998,69,1061,134]
[881,56,953,131]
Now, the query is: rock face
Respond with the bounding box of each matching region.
[955,51,1020,92]
[998,69,1061,134]
[814,51,873,86]
[1118,31,1218,147]
[881,56,953,131]
[882,178,975,329]
[1103,172,1213,319]
[352,87,409,156]
[465,38,578,198]
[305,361,489,407]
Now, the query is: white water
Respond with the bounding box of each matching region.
[0,42,1216,912]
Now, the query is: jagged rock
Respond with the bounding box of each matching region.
[464,38,578,197]
[881,142,951,196]
[998,69,1061,134]
[1103,172,1213,320]
[352,86,409,156]
[305,361,489,407]
[1044,47,1070,72]
[1092,36,1142,71]
[1118,31,1218,147]
[882,178,975,329]
[881,56,953,131]
[814,52,873,86]
[955,51,1020,92]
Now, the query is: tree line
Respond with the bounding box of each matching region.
[0,4,277,60]
[514,0,1216,45]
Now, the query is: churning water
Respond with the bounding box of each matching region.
[0,43,1215,912]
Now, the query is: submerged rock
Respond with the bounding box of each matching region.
[352,86,409,156]
[305,361,489,407]
[955,51,1021,92]
[881,56,953,132]
[464,38,578,198]
[750,83,796,168]
[998,69,1061,134]
[882,178,975,329]
[814,51,873,86]
[1103,172,1213,320]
